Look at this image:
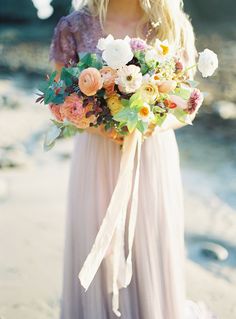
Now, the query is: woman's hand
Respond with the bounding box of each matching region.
[86,124,124,145]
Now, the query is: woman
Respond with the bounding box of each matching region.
[49,0,218,318]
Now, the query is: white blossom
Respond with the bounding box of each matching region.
[97,35,133,69]
[198,49,218,77]
[116,65,142,93]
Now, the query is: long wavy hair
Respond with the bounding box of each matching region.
[73,0,197,77]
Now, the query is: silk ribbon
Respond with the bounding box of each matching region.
[78,128,143,316]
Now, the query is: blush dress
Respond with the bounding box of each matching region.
[49,7,218,319]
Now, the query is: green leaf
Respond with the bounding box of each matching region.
[38,81,49,93]
[129,92,141,105]
[113,107,138,123]
[117,121,127,129]
[153,113,167,126]
[65,67,80,77]
[136,120,148,133]
[127,117,138,132]
[153,105,166,113]
[50,119,64,128]
[48,71,58,86]
[44,140,56,151]
[60,68,74,86]
[62,126,78,138]
[129,92,143,109]
[173,87,191,100]
[140,63,149,75]
[51,94,65,104]
[121,99,130,107]
[90,54,103,69]
[171,108,188,124]
[43,125,61,151]
[78,53,103,70]
[44,88,55,104]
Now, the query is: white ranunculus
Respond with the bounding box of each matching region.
[124,35,131,43]
[116,65,143,93]
[198,49,218,77]
[97,34,114,51]
[102,39,134,69]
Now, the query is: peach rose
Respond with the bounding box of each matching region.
[60,93,97,129]
[78,67,103,96]
[158,80,177,93]
[49,103,64,122]
[100,66,117,95]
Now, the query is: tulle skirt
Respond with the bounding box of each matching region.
[59,128,216,319]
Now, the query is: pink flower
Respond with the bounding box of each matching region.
[130,38,148,51]
[49,104,64,122]
[169,95,188,109]
[100,66,117,96]
[186,89,204,114]
[60,93,97,129]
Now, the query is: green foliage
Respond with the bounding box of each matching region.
[129,92,143,109]
[171,108,188,123]
[77,53,103,71]
[37,70,67,105]
[48,71,58,86]
[62,124,83,138]
[113,106,139,133]
[44,88,55,104]
[43,120,84,151]
[60,67,75,86]
[43,124,61,151]
[173,87,191,100]
[152,113,168,127]
[134,51,150,75]
[113,93,149,133]
[153,105,166,113]
[136,120,148,133]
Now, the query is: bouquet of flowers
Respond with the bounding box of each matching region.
[36,35,218,150]
[36,35,218,316]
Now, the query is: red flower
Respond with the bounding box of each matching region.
[164,99,177,109]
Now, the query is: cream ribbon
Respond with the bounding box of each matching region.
[78,128,143,316]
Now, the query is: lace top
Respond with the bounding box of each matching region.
[49,7,103,65]
[49,6,152,66]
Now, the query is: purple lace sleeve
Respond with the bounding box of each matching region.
[49,16,78,65]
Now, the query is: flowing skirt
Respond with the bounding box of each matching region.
[59,128,218,319]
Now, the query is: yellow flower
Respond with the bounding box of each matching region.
[160,44,169,56]
[138,82,159,104]
[107,94,123,116]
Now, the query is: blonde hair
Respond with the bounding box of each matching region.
[73,0,197,78]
